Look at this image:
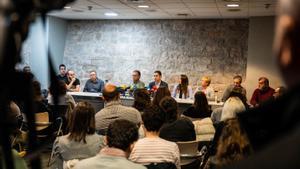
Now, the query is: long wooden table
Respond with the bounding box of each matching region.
[68,92,223,113]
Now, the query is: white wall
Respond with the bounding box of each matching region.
[245,16,284,100]
[20,16,68,89]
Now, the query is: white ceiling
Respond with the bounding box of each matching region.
[49,0,278,19]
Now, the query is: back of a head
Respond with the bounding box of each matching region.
[133,88,151,112]
[106,119,139,151]
[221,97,246,121]
[159,96,178,123]
[215,118,252,167]
[68,101,96,143]
[49,80,67,96]
[142,105,165,132]
[103,83,119,102]
[229,87,247,103]
[152,87,171,106]
[32,80,42,101]
[194,91,210,116]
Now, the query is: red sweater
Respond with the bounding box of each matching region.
[250,87,275,106]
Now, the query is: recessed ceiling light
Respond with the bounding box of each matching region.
[138,5,149,8]
[64,6,71,9]
[226,4,239,7]
[104,12,118,16]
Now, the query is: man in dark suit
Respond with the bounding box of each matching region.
[224,0,300,169]
[148,70,168,92]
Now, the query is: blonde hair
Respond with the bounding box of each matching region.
[221,97,246,121]
[201,76,211,86]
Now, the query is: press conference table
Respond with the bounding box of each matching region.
[68,92,224,113]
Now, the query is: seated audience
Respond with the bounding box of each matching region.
[50,102,104,169]
[211,87,248,124]
[66,70,80,92]
[83,70,104,93]
[250,77,275,107]
[74,119,145,169]
[273,86,286,99]
[148,70,169,92]
[95,83,142,130]
[130,70,145,93]
[57,64,68,83]
[194,76,214,100]
[48,80,76,108]
[32,81,52,120]
[172,74,193,99]
[129,105,180,169]
[221,96,246,121]
[182,91,211,119]
[205,119,252,169]
[159,96,196,142]
[192,118,215,142]
[132,88,151,113]
[222,75,246,102]
[22,65,31,73]
[151,86,171,106]
[224,2,300,168]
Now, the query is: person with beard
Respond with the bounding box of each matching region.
[222,0,300,169]
[250,77,274,107]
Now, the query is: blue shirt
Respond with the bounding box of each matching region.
[83,78,104,93]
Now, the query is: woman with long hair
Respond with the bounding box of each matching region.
[205,119,253,169]
[172,74,193,99]
[152,86,171,106]
[183,91,211,118]
[159,96,196,142]
[50,102,104,169]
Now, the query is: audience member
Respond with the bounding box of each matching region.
[95,83,142,130]
[129,105,180,169]
[273,86,286,99]
[152,86,171,106]
[172,74,193,99]
[220,96,246,121]
[74,119,145,169]
[250,77,275,107]
[48,80,76,108]
[182,91,211,119]
[205,119,252,169]
[132,88,151,113]
[83,70,104,93]
[224,1,300,168]
[22,65,31,73]
[50,102,104,169]
[194,76,214,100]
[66,70,80,92]
[159,96,196,142]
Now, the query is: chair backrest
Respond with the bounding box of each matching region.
[176,140,199,156]
[145,162,177,169]
[35,112,50,131]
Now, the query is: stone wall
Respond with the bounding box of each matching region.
[64,19,249,96]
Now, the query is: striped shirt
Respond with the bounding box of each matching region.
[95,101,142,130]
[129,137,180,169]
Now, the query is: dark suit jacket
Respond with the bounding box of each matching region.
[148,80,168,90]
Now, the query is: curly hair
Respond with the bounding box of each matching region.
[106,119,139,151]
